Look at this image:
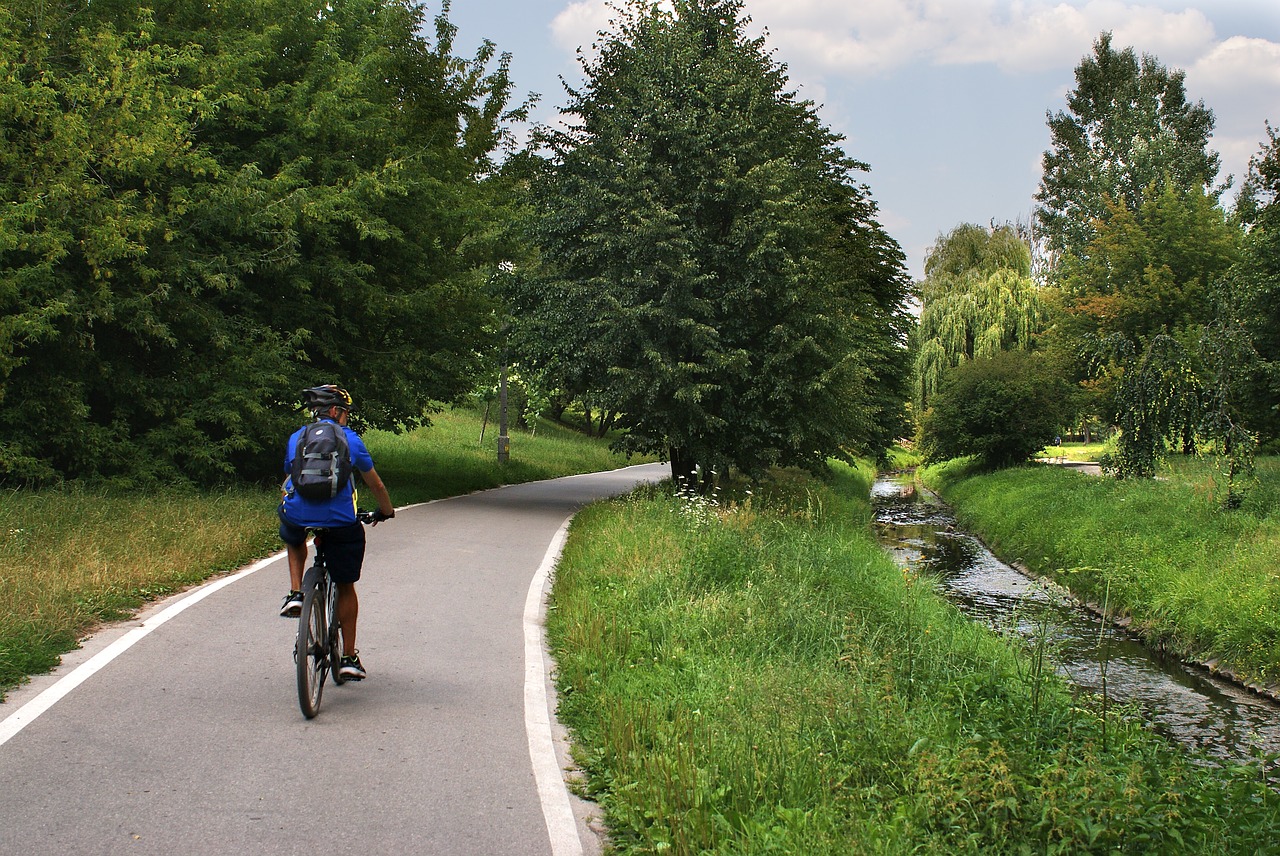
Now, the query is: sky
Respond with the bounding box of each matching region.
[442,0,1280,281]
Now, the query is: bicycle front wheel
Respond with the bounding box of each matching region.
[296,570,329,719]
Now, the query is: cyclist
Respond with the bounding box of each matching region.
[278,384,394,681]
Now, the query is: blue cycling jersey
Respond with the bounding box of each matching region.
[279,419,375,529]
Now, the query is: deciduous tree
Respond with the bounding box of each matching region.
[1036,32,1220,260]
[0,0,519,483]
[913,223,1047,409]
[511,0,912,483]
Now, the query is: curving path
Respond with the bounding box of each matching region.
[0,463,667,856]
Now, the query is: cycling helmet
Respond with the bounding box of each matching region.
[302,384,353,413]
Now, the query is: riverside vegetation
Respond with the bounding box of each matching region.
[922,453,1280,690]
[6,424,1280,851]
[549,462,1280,854]
[0,409,639,696]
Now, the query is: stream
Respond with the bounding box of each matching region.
[871,472,1280,767]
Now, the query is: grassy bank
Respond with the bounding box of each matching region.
[548,464,1280,854]
[921,455,1280,689]
[0,408,642,697]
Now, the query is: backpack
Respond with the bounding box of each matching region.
[291,421,353,501]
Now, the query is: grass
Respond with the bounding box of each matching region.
[1036,440,1108,461]
[921,454,1280,688]
[548,463,1280,853]
[0,407,645,697]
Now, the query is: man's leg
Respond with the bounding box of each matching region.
[336,582,358,657]
[287,541,308,591]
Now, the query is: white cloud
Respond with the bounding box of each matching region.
[550,1,1221,77]
[1187,37,1280,186]
[748,0,1217,75]
[550,1,615,53]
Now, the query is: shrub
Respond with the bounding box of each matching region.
[921,350,1072,468]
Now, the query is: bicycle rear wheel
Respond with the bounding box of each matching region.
[296,568,329,718]
[327,577,347,686]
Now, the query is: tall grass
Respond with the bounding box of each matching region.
[922,455,1280,686]
[0,407,643,697]
[548,463,1280,854]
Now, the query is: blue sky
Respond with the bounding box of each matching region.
[443,1,1280,280]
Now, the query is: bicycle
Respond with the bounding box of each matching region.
[296,510,382,719]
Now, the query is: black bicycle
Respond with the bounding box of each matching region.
[296,511,380,719]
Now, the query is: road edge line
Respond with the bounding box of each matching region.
[524,516,585,856]
[0,552,283,747]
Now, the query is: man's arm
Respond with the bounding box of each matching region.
[360,467,395,519]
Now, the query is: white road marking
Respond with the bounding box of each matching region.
[524,517,585,856]
[0,551,283,747]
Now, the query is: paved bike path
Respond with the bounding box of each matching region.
[0,463,667,856]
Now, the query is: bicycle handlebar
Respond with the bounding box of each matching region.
[358,509,393,526]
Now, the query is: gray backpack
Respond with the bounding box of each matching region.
[291,421,352,501]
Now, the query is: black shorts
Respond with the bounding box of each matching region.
[278,513,366,584]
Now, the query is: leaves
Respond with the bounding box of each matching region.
[511,0,912,481]
[0,0,519,484]
[1036,32,1221,261]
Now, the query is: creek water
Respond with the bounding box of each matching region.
[871,472,1280,767]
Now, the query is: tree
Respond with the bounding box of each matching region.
[920,350,1072,469]
[1055,182,1240,345]
[1036,32,1220,260]
[0,0,519,484]
[511,0,913,484]
[1229,122,1280,444]
[913,223,1048,409]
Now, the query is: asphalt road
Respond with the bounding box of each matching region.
[0,462,667,856]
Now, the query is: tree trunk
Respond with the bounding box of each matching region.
[670,446,696,492]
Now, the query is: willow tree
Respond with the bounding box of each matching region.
[512,0,913,484]
[913,223,1048,408]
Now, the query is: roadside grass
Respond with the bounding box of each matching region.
[0,408,643,698]
[548,462,1280,854]
[366,408,647,506]
[921,455,1280,687]
[1037,440,1108,461]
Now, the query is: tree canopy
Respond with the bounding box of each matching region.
[1036,32,1220,260]
[508,0,913,482]
[0,0,519,484]
[913,223,1047,409]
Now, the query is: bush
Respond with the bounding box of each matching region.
[920,350,1072,468]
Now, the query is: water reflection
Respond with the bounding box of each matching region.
[871,474,1280,766]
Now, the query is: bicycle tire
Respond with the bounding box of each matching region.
[296,567,328,719]
[328,576,347,686]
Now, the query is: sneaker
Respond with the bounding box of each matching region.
[280,590,303,618]
[338,653,366,681]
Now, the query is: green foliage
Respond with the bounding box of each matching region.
[0,0,520,485]
[508,0,913,483]
[1229,123,1280,444]
[1036,32,1221,260]
[914,223,1049,408]
[1055,183,1240,346]
[1102,333,1203,479]
[1048,179,1245,480]
[921,350,1073,469]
